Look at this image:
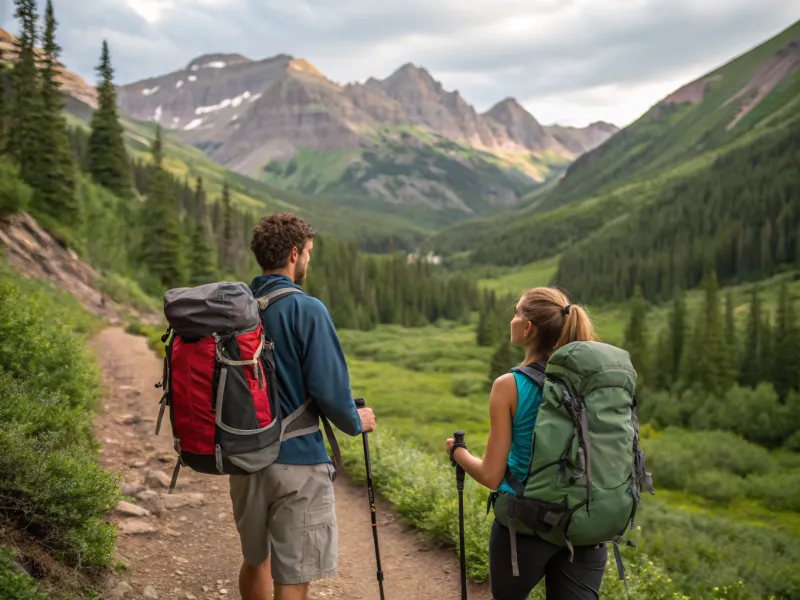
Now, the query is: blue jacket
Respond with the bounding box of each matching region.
[251,274,362,464]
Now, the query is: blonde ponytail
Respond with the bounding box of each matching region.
[555,304,598,350]
[519,288,599,357]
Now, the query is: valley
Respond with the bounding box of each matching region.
[112,51,615,223]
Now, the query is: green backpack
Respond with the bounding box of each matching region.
[491,340,654,582]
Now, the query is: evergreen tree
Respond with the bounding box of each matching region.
[668,288,687,381]
[88,40,131,197]
[624,285,649,382]
[8,0,45,189]
[651,327,672,390]
[476,308,495,347]
[487,339,515,391]
[741,288,762,387]
[219,180,234,273]
[36,0,79,227]
[761,309,774,385]
[699,272,733,397]
[723,290,738,386]
[188,178,218,285]
[772,283,800,398]
[139,126,186,290]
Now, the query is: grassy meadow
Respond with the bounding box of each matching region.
[336,282,800,599]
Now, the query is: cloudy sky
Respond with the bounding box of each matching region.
[3,0,799,127]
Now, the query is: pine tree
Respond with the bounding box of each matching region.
[88,40,131,197]
[772,283,800,398]
[624,285,649,383]
[761,309,774,385]
[699,272,733,397]
[476,308,495,346]
[8,0,45,189]
[723,290,738,386]
[36,0,79,227]
[741,288,762,387]
[139,126,186,290]
[188,178,218,285]
[487,339,515,391]
[668,288,686,381]
[651,327,672,390]
[219,180,233,273]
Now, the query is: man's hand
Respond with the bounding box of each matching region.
[358,407,376,433]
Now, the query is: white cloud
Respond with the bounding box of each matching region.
[125,0,174,23]
[31,1,800,127]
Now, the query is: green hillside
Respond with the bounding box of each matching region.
[554,118,800,302]
[64,99,431,253]
[260,126,567,227]
[427,19,800,268]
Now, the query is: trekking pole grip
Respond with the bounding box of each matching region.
[451,430,466,466]
[354,397,366,408]
[451,430,467,489]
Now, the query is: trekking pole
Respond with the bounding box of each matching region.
[355,397,385,600]
[451,430,468,600]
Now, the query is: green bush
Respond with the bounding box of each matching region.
[450,378,473,397]
[0,550,46,600]
[0,158,32,216]
[0,272,100,410]
[643,429,772,491]
[0,265,119,569]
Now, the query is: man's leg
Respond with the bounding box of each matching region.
[274,582,310,600]
[229,470,273,600]
[239,560,273,600]
[270,463,337,596]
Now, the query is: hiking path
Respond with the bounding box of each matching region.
[91,327,492,600]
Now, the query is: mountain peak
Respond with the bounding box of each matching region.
[185,53,252,72]
[287,57,325,78]
[383,62,438,90]
[484,97,534,121]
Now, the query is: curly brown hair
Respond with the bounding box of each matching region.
[250,212,315,271]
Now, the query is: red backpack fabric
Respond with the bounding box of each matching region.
[154,282,340,492]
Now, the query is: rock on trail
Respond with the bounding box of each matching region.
[91,327,491,599]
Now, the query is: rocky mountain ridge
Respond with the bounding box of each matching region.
[116,53,618,177]
[0,26,97,108]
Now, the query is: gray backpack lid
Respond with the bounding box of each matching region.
[163,281,260,338]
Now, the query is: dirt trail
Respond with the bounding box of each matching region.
[91,327,492,600]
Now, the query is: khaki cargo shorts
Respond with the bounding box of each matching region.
[229,462,337,584]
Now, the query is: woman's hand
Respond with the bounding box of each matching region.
[445,437,455,458]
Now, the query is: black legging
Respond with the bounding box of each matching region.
[488,520,607,600]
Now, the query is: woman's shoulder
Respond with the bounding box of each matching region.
[490,372,518,402]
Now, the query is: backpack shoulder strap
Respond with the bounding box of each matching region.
[255,287,304,311]
[511,361,547,388]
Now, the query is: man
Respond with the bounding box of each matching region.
[229,212,376,600]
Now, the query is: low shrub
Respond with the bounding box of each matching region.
[0,265,119,570]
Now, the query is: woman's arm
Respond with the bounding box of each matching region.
[445,373,515,490]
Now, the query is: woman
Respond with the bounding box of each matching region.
[446,287,607,600]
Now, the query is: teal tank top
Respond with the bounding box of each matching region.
[497,371,543,495]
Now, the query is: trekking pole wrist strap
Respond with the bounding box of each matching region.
[450,441,467,466]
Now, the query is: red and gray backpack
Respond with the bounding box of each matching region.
[154,282,341,492]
